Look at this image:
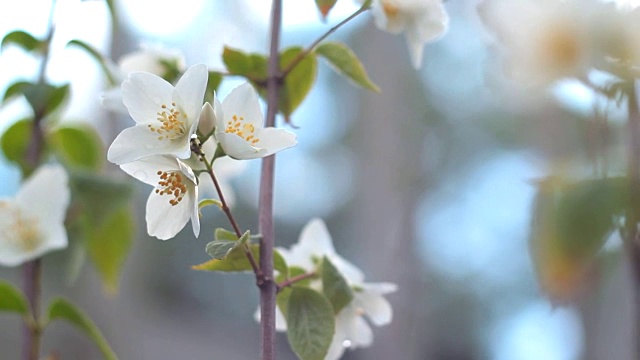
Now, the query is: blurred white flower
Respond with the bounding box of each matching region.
[213,83,297,160]
[479,0,595,87]
[0,164,70,266]
[369,0,449,69]
[120,156,200,240]
[107,64,208,165]
[260,218,397,360]
[102,45,186,114]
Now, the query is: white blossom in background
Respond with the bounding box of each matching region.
[213,84,297,160]
[367,0,449,69]
[107,64,208,165]
[102,45,186,114]
[479,0,597,87]
[257,218,397,360]
[120,156,200,240]
[0,164,70,266]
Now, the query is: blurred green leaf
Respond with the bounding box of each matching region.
[2,81,30,105]
[214,227,239,242]
[321,256,353,314]
[287,287,335,360]
[86,207,133,293]
[49,125,104,171]
[47,298,118,360]
[530,176,628,302]
[67,39,117,86]
[315,0,338,19]
[23,82,70,119]
[279,47,318,121]
[206,230,250,260]
[0,281,29,315]
[315,42,380,92]
[276,286,292,320]
[1,30,42,53]
[69,172,133,223]
[222,47,268,81]
[205,71,223,104]
[193,244,288,275]
[0,118,33,172]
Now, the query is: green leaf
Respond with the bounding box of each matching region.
[1,30,42,52]
[315,42,380,92]
[0,118,33,173]
[0,281,29,315]
[47,298,118,360]
[23,82,71,119]
[321,256,353,314]
[205,71,223,103]
[222,47,268,81]
[49,125,104,171]
[69,172,133,223]
[198,199,222,216]
[2,81,30,105]
[214,227,239,242]
[67,39,117,86]
[279,47,318,120]
[205,230,250,260]
[276,287,292,321]
[315,0,338,19]
[530,176,628,302]
[86,207,134,293]
[193,244,288,275]
[287,288,335,360]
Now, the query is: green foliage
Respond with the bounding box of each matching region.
[0,281,29,315]
[206,230,250,260]
[214,227,240,242]
[46,298,118,360]
[321,256,353,314]
[222,46,268,81]
[86,207,134,293]
[279,47,318,121]
[205,71,223,103]
[198,199,222,216]
[67,39,117,86]
[69,172,132,223]
[2,80,30,104]
[1,30,42,53]
[315,42,380,92]
[192,245,288,275]
[315,0,338,19]
[286,288,335,360]
[0,118,34,173]
[22,82,70,119]
[49,125,104,171]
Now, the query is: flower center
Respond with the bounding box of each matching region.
[225,115,261,145]
[541,24,581,72]
[381,0,400,18]
[0,202,43,252]
[155,170,188,206]
[148,102,187,141]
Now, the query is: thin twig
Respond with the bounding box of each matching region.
[276,272,317,293]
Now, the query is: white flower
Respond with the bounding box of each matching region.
[102,45,186,114]
[0,164,70,266]
[120,156,200,240]
[107,64,208,165]
[369,0,449,69]
[266,218,397,360]
[213,83,297,160]
[479,0,595,87]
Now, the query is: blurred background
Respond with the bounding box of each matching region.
[0,0,635,359]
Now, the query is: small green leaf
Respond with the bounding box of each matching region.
[198,199,222,216]
[67,39,117,86]
[0,281,29,315]
[2,81,30,105]
[205,71,223,103]
[222,47,268,81]
[47,298,118,360]
[193,244,288,275]
[69,172,133,223]
[205,230,250,260]
[315,0,338,19]
[287,288,335,360]
[214,227,239,241]
[23,82,70,119]
[1,30,42,52]
[49,125,104,171]
[321,256,353,314]
[0,118,33,172]
[316,42,380,92]
[86,207,134,293]
[279,47,318,120]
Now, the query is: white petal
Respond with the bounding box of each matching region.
[17,164,70,228]
[107,125,191,165]
[198,102,216,136]
[189,180,200,238]
[214,155,246,177]
[216,132,267,160]
[404,4,448,69]
[253,127,297,157]
[145,191,192,240]
[286,218,336,270]
[100,88,128,114]
[173,64,208,126]
[120,155,183,186]
[329,253,366,285]
[222,83,264,127]
[354,287,395,326]
[122,71,173,124]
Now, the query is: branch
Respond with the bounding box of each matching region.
[276,272,317,293]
